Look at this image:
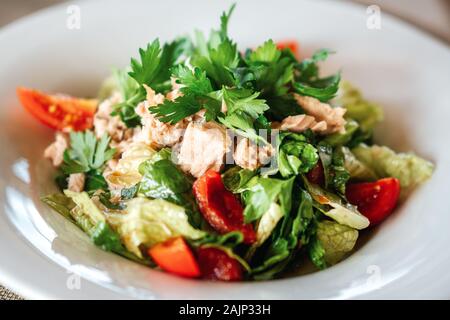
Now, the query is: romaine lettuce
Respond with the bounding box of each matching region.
[316,220,358,265]
[352,144,434,197]
[109,198,206,258]
[338,81,383,133]
[105,142,156,188]
[341,146,377,181]
[303,179,370,230]
[242,176,294,223]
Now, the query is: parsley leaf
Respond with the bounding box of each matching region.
[190,5,240,88]
[129,38,186,91]
[297,48,335,82]
[172,65,213,96]
[219,111,267,144]
[112,38,187,127]
[244,40,295,96]
[293,48,341,102]
[217,88,270,144]
[61,131,116,175]
[222,88,269,118]
[293,72,341,102]
[149,93,221,124]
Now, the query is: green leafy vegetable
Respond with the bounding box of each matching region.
[303,178,370,230]
[341,146,377,181]
[352,144,434,197]
[242,176,294,223]
[317,144,350,195]
[109,198,206,258]
[315,220,358,266]
[308,236,327,270]
[294,73,341,102]
[251,189,314,278]
[61,131,115,176]
[297,48,335,83]
[339,81,383,133]
[138,158,202,227]
[222,166,257,193]
[41,193,76,219]
[321,120,359,147]
[244,39,295,96]
[276,132,319,177]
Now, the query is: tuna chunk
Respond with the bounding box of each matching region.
[293,94,346,134]
[134,98,188,148]
[44,132,69,167]
[175,121,231,177]
[67,173,85,192]
[279,114,327,133]
[233,138,273,171]
[94,92,133,142]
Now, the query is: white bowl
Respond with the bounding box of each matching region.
[0,0,449,299]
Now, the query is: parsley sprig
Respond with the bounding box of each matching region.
[60,131,116,192]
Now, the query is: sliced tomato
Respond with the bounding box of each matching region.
[193,170,256,244]
[17,87,97,131]
[346,178,401,226]
[276,40,300,58]
[197,247,243,281]
[148,237,201,278]
[306,161,325,186]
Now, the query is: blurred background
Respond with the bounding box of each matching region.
[0,0,449,300]
[1,0,449,43]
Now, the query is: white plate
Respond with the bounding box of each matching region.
[0,0,449,300]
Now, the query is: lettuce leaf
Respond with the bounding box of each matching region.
[274,132,318,178]
[251,189,315,279]
[316,220,358,266]
[105,142,156,188]
[252,203,284,248]
[352,144,434,197]
[338,81,383,133]
[341,146,377,181]
[109,198,206,258]
[317,144,350,195]
[63,190,105,233]
[242,176,294,223]
[303,179,370,230]
[138,155,202,227]
[222,166,257,193]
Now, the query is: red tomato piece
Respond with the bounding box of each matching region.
[148,237,201,278]
[346,178,401,226]
[197,247,243,281]
[276,40,300,58]
[17,87,97,131]
[193,170,256,244]
[306,161,325,186]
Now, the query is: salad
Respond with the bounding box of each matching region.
[17,4,434,281]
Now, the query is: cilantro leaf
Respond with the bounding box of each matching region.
[61,131,115,175]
